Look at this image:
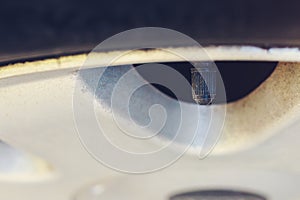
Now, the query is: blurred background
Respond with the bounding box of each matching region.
[1,0,300,63]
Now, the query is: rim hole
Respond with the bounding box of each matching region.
[170,189,267,200]
[134,61,277,104]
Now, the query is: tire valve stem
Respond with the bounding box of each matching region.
[191,65,217,105]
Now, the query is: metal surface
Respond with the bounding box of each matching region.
[0,51,300,199]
